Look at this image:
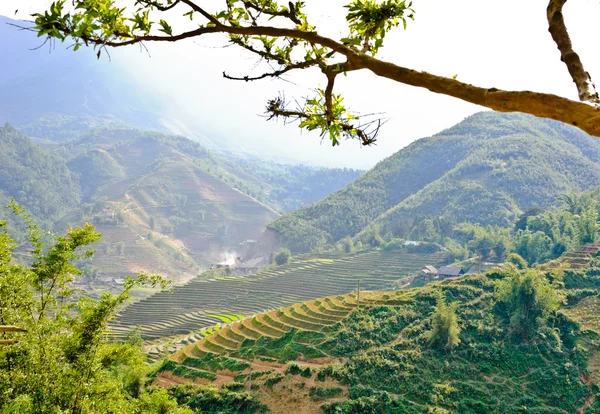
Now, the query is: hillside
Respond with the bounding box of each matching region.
[109,249,445,340]
[54,128,282,281]
[147,257,600,413]
[271,112,600,252]
[0,123,81,222]
[0,122,361,284]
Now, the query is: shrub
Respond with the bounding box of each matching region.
[495,269,564,341]
[506,253,528,270]
[309,386,343,400]
[427,292,461,351]
[383,238,405,251]
[274,248,291,266]
[265,374,284,388]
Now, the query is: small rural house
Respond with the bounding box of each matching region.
[437,266,464,279]
[421,265,438,276]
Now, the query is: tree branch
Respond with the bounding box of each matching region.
[33,4,600,139]
[547,0,600,104]
[223,59,319,81]
[356,53,600,135]
[242,1,303,25]
[136,0,182,12]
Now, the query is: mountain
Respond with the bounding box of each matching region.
[0,123,81,223]
[0,121,360,282]
[0,16,171,139]
[269,112,600,252]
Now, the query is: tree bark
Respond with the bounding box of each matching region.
[547,0,600,104]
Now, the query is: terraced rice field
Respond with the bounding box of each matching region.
[154,291,413,388]
[109,250,445,340]
[548,240,600,269]
[175,294,356,360]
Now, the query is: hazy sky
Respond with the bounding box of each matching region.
[2,1,600,168]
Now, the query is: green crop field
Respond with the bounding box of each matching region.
[149,260,600,413]
[109,250,445,340]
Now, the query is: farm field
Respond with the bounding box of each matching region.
[150,265,600,413]
[109,250,445,340]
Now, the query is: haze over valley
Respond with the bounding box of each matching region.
[4,3,600,413]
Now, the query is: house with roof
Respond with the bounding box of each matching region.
[421,265,438,276]
[437,266,464,279]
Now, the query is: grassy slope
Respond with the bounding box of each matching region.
[270,112,600,252]
[153,259,600,414]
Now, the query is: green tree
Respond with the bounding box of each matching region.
[338,236,355,254]
[427,292,461,351]
[578,206,598,244]
[495,268,564,341]
[32,0,600,143]
[274,248,292,266]
[506,253,528,270]
[0,204,184,413]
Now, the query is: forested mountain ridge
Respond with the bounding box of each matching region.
[270,112,600,252]
[0,122,360,283]
[0,123,81,223]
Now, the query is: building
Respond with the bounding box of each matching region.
[437,266,464,279]
[404,240,421,246]
[421,265,438,276]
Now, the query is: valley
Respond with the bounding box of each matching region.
[5,2,600,413]
[108,249,445,341]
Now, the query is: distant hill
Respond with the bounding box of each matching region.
[270,112,600,252]
[0,16,169,138]
[0,123,81,222]
[0,122,360,282]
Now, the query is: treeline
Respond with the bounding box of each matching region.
[270,112,600,253]
[354,189,600,267]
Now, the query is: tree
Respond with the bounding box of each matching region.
[338,236,355,254]
[0,204,184,413]
[506,253,528,270]
[31,0,600,145]
[427,291,461,351]
[495,268,564,341]
[274,247,292,265]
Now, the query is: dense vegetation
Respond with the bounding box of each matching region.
[271,112,600,253]
[159,258,600,413]
[0,124,81,222]
[0,121,359,283]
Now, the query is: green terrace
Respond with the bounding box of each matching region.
[108,250,445,340]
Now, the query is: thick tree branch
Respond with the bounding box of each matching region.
[356,53,600,135]
[33,4,600,139]
[324,72,336,123]
[547,0,600,104]
[0,326,27,333]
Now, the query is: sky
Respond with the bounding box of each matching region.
[2,0,600,168]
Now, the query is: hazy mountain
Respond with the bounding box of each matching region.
[0,16,170,139]
[270,112,600,252]
[0,120,361,280]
